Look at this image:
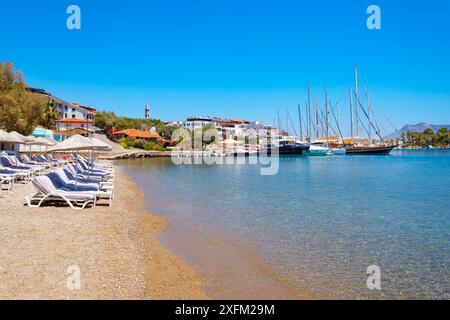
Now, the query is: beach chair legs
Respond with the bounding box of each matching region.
[25,192,95,210]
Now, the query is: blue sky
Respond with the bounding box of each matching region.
[1,0,449,135]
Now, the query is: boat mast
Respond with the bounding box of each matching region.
[288,110,298,137]
[307,82,311,142]
[314,98,319,140]
[366,91,371,143]
[337,102,341,138]
[349,87,354,139]
[298,104,303,139]
[354,65,359,138]
[277,110,281,135]
[286,110,289,136]
[324,85,329,141]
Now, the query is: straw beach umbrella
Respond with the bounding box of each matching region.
[43,137,58,146]
[0,130,23,159]
[47,134,98,152]
[0,130,10,142]
[7,131,27,144]
[6,131,29,164]
[35,137,52,147]
[0,129,23,144]
[22,135,49,155]
[88,137,112,152]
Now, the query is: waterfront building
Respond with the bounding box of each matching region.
[24,85,96,141]
[109,129,161,142]
[182,116,220,129]
[54,103,96,140]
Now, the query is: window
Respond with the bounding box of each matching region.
[72,108,76,112]
[72,114,76,119]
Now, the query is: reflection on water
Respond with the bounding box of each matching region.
[119,150,450,299]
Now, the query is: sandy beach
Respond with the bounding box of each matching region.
[0,166,208,299]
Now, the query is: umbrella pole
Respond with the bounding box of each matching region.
[14,143,19,166]
[90,149,94,178]
[76,152,78,191]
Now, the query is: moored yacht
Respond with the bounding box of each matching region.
[259,137,309,156]
[308,143,331,156]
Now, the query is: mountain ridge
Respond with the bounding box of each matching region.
[385,123,450,139]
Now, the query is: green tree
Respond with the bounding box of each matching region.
[0,61,47,135]
[156,123,178,139]
[41,100,59,129]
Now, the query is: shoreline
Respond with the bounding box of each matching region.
[1,160,317,300]
[159,224,320,300]
[118,160,320,300]
[0,166,208,299]
[122,169,209,299]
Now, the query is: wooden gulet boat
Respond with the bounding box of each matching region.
[345,65,398,155]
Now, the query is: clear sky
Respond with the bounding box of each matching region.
[1,0,449,135]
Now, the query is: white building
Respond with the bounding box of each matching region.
[54,102,96,140]
[25,86,96,141]
[182,116,220,129]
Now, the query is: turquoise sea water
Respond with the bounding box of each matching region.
[119,150,450,299]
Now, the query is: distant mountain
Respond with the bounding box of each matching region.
[385,123,450,139]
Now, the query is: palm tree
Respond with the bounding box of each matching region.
[41,100,59,129]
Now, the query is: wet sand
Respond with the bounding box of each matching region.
[118,159,319,300]
[0,167,208,299]
[161,225,318,299]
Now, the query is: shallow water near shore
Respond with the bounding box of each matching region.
[118,150,450,299]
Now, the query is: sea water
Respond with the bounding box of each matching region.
[119,150,450,299]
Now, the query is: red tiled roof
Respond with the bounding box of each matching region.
[79,106,96,113]
[111,129,161,139]
[71,102,96,113]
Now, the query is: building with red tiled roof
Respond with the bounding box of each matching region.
[110,129,161,142]
[24,84,97,140]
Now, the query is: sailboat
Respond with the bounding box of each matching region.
[303,84,330,156]
[306,86,344,156]
[259,110,309,156]
[345,65,398,155]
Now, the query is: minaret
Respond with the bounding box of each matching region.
[145,103,150,119]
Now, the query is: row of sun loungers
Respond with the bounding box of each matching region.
[24,157,115,210]
[1,154,115,209]
[0,154,71,187]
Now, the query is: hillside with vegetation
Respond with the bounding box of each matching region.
[93,111,179,140]
[386,122,450,139]
[402,128,450,148]
[0,61,58,135]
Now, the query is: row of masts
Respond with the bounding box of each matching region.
[276,65,378,144]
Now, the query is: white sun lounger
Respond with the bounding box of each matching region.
[8,156,45,174]
[0,166,32,182]
[47,173,114,207]
[56,168,113,190]
[22,154,51,169]
[25,176,96,210]
[47,154,69,165]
